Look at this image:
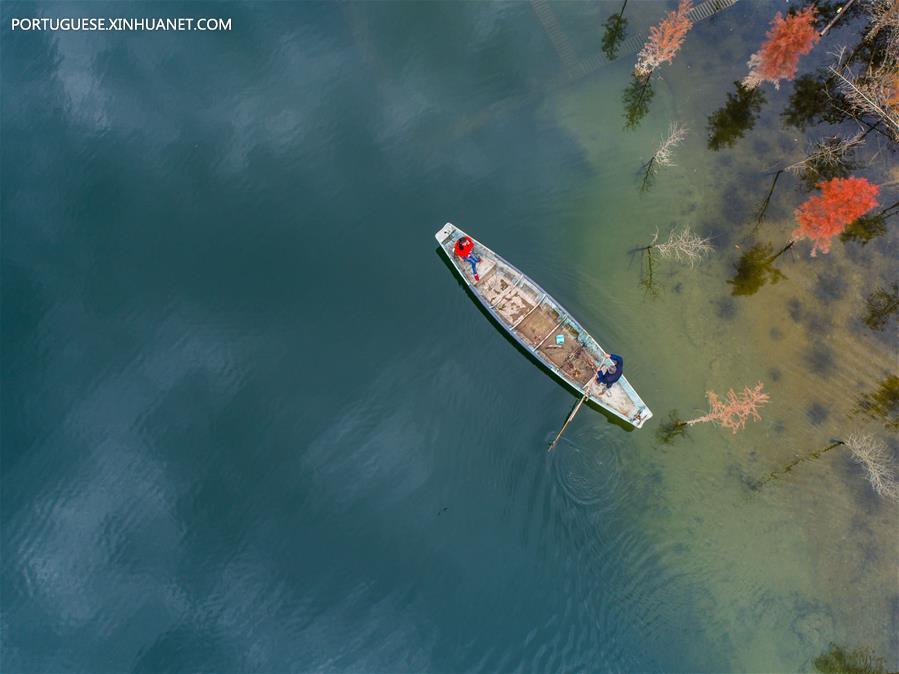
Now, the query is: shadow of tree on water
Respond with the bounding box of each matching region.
[623,73,654,130]
[861,283,898,331]
[707,81,766,151]
[601,0,628,60]
[728,241,793,296]
[813,643,888,674]
[854,375,899,431]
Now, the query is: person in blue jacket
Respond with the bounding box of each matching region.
[596,353,623,391]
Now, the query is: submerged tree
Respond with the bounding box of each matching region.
[782,0,897,134]
[864,0,899,55]
[707,81,766,150]
[830,50,899,141]
[861,283,899,330]
[664,383,769,438]
[841,213,886,243]
[755,134,863,227]
[785,134,864,191]
[754,433,898,501]
[752,438,846,491]
[854,375,899,430]
[740,176,880,276]
[728,241,793,296]
[639,243,659,297]
[637,225,713,265]
[814,643,888,674]
[744,7,820,89]
[634,0,694,78]
[793,176,880,255]
[754,170,784,227]
[752,169,786,226]
[640,122,688,191]
[841,198,898,245]
[622,73,655,129]
[633,225,712,294]
[821,3,899,141]
[601,0,629,60]
[656,409,690,443]
[685,382,769,433]
[782,72,848,130]
[817,0,866,36]
[847,432,899,500]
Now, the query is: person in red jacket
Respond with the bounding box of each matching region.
[454,236,474,257]
[454,235,481,281]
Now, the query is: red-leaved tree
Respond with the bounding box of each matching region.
[635,0,694,78]
[793,177,880,256]
[744,7,819,89]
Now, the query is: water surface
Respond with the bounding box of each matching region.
[2,1,897,672]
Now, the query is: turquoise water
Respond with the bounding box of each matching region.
[2,2,896,672]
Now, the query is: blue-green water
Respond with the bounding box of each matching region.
[3,2,897,672]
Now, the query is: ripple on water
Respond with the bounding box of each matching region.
[551,431,624,512]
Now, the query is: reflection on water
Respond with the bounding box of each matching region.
[549,0,897,669]
[707,81,767,151]
[600,2,628,61]
[2,0,897,672]
[728,241,792,296]
[813,642,892,674]
[622,73,655,130]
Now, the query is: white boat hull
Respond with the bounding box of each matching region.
[436,222,652,429]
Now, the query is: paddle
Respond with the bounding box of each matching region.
[548,377,598,452]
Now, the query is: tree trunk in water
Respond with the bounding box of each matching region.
[858,119,882,141]
[879,200,899,218]
[755,169,783,227]
[819,0,856,37]
[752,440,845,491]
[765,240,794,264]
[640,156,656,192]
[635,75,651,107]
[640,247,656,294]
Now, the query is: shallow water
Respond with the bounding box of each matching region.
[2,1,897,672]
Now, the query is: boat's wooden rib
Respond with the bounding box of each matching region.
[562,344,587,370]
[489,274,524,308]
[511,295,546,329]
[435,222,652,429]
[535,320,565,349]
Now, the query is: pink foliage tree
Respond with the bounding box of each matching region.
[793,176,880,256]
[744,7,819,89]
[635,0,694,78]
[686,382,770,434]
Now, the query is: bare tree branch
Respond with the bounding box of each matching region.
[828,62,899,140]
[655,122,688,167]
[845,433,899,501]
[653,225,714,266]
[783,134,865,175]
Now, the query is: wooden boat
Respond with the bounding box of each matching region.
[435,223,652,429]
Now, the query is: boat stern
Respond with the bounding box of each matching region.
[631,406,653,429]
